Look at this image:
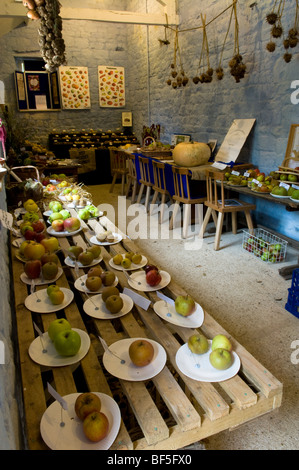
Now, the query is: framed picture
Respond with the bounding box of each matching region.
[283,124,299,168]
[171,134,191,145]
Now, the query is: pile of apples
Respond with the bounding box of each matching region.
[78,205,100,220]
[188,333,233,370]
[243,236,284,262]
[68,245,101,266]
[47,317,81,356]
[102,286,123,314]
[51,215,81,233]
[20,199,46,243]
[74,392,109,442]
[24,251,60,281]
[85,266,116,292]
[112,252,142,269]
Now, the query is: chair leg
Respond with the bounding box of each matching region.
[121,174,126,195]
[109,173,118,193]
[244,210,254,234]
[136,183,145,204]
[144,186,151,212]
[150,190,159,215]
[126,177,132,198]
[182,204,191,238]
[199,207,212,238]
[160,193,166,224]
[131,180,138,203]
[214,212,224,250]
[232,212,237,234]
[169,202,180,230]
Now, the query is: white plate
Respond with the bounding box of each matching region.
[47,226,82,237]
[153,300,204,328]
[74,274,118,294]
[83,293,133,320]
[12,238,24,249]
[40,392,121,450]
[127,270,171,292]
[109,254,147,271]
[20,266,63,286]
[90,233,122,246]
[28,328,90,367]
[175,341,241,382]
[270,193,289,199]
[66,201,92,210]
[64,255,103,269]
[43,210,53,217]
[24,287,74,313]
[103,338,167,381]
[290,197,299,203]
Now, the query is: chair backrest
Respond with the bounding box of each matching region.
[127,154,137,179]
[138,156,153,185]
[172,166,193,202]
[109,148,128,172]
[152,161,167,191]
[205,170,226,209]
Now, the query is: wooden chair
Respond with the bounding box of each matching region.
[199,169,256,250]
[125,153,139,203]
[169,166,206,238]
[150,160,173,223]
[136,156,153,211]
[109,148,129,194]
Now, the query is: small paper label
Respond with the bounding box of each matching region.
[156,291,175,306]
[33,321,43,338]
[0,209,13,230]
[280,182,290,190]
[123,287,151,310]
[231,170,240,176]
[292,184,299,190]
[244,171,250,177]
[252,178,259,184]
[47,383,68,410]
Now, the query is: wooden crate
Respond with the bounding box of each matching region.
[10,210,283,450]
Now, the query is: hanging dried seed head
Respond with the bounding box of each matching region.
[266,13,278,25]
[177,76,183,85]
[207,67,214,77]
[172,82,178,89]
[283,39,290,49]
[166,79,172,86]
[193,76,200,84]
[284,52,292,63]
[171,71,177,78]
[271,25,283,38]
[216,71,224,80]
[171,63,175,69]
[289,37,298,48]
[182,77,189,86]
[266,41,276,52]
[288,28,298,38]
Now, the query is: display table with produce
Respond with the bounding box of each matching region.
[8,184,283,450]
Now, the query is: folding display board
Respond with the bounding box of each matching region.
[14,71,61,111]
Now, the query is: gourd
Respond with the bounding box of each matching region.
[172,142,211,167]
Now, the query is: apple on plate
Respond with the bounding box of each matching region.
[54,329,81,356]
[129,339,154,367]
[63,217,81,233]
[112,254,123,265]
[100,271,115,286]
[24,228,36,240]
[105,294,123,313]
[211,334,232,352]
[31,220,45,233]
[175,295,196,316]
[78,251,94,266]
[87,266,103,278]
[83,411,109,442]
[101,286,119,302]
[146,269,162,287]
[24,259,42,279]
[23,241,46,260]
[50,201,63,213]
[34,232,46,243]
[49,212,64,224]
[85,276,102,292]
[75,392,102,421]
[121,257,131,269]
[188,333,209,354]
[144,264,158,274]
[59,209,71,220]
[41,252,59,265]
[86,245,101,259]
[51,219,65,232]
[68,245,83,260]
[132,253,142,264]
[42,261,59,280]
[48,287,65,305]
[209,348,232,370]
[48,318,72,342]
[41,237,59,253]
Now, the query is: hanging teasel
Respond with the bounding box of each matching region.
[193,14,213,84]
[229,2,246,82]
[166,28,189,88]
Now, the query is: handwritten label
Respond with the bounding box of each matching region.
[231,170,240,176]
[47,382,68,410]
[123,287,151,310]
[0,209,13,230]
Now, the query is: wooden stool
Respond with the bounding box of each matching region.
[136,156,153,211]
[109,148,129,195]
[169,166,206,238]
[150,161,172,223]
[199,169,256,250]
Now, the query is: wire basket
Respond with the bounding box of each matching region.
[242,228,288,263]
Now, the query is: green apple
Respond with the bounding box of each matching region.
[175,295,196,316]
[54,329,81,356]
[49,212,64,223]
[288,174,298,182]
[51,201,63,213]
[261,251,270,261]
[188,334,209,354]
[86,205,99,217]
[209,348,232,370]
[280,174,288,181]
[59,209,71,220]
[211,334,232,352]
[48,318,72,342]
[291,189,299,200]
[68,245,83,260]
[78,209,90,220]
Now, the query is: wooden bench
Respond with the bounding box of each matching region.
[10,209,283,450]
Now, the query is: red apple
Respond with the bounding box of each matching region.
[34,232,46,243]
[83,411,109,442]
[24,229,36,241]
[144,264,158,274]
[51,219,65,232]
[24,259,42,279]
[146,269,162,287]
[32,220,45,233]
[129,339,155,367]
[63,217,81,233]
[75,392,102,421]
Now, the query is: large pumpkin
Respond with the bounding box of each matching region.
[172,142,211,167]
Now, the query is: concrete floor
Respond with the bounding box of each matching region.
[87,183,299,450]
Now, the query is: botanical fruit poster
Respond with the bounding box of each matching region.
[98,66,125,108]
[58,66,91,109]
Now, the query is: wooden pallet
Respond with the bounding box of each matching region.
[10,209,283,450]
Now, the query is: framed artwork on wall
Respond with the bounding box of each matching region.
[98,66,125,107]
[58,66,91,109]
[171,134,191,145]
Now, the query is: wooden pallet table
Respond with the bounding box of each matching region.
[10,208,283,451]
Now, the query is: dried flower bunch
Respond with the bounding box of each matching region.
[266,0,299,63]
[229,2,246,82]
[166,28,189,88]
[22,0,66,72]
[193,14,214,84]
